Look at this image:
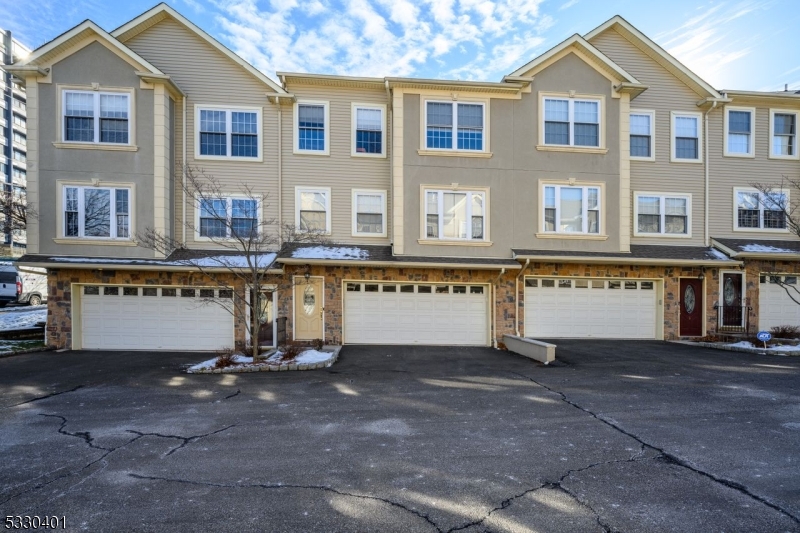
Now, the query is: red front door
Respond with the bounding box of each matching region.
[680,278,703,337]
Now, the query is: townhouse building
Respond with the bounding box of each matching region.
[8,4,800,351]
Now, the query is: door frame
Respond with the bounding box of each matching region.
[246,284,278,348]
[678,276,706,337]
[292,275,325,342]
[719,270,746,327]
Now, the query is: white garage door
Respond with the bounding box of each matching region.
[344,282,489,345]
[524,278,658,339]
[80,285,234,350]
[759,275,800,330]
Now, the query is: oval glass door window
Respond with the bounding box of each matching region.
[724,278,735,305]
[684,284,696,314]
[303,285,316,315]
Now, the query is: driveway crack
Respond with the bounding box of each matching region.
[509,370,800,526]
[6,385,85,408]
[223,389,241,400]
[125,425,235,456]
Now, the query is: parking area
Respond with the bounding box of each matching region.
[1,341,799,532]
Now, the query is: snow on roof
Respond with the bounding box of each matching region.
[707,248,730,260]
[290,246,369,260]
[740,244,795,254]
[48,253,278,268]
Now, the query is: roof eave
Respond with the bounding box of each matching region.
[511,255,741,267]
[278,258,521,270]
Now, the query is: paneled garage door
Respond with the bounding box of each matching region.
[344,282,489,345]
[524,278,658,339]
[759,274,800,330]
[79,285,235,350]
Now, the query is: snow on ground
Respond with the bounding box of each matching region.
[188,354,252,372]
[740,244,794,253]
[727,340,800,353]
[266,349,332,364]
[0,306,47,330]
[0,340,45,354]
[291,246,368,260]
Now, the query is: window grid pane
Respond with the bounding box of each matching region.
[115,189,129,238]
[65,90,95,143]
[298,105,325,151]
[630,135,651,157]
[675,138,698,159]
[65,187,79,237]
[83,189,111,237]
[356,108,383,154]
[728,111,750,133]
[200,110,227,156]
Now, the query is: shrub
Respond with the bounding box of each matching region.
[214,348,239,369]
[312,338,324,351]
[769,325,800,339]
[279,340,304,361]
[496,341,508,351]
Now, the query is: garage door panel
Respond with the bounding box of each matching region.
[759,277,800,330]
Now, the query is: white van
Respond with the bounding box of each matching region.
[0,264,47,306]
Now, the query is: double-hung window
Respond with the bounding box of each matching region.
[635,193,690,236]
[295,102,329,154]
[63,185,131,239]
[543,97,601,148]
[425,101,485,151]
[352,190,386,237]
[543,185,600,234]
[425,189,486,240]
[352,105,385,156]
[724,107,754,156]
[671,112,701,161]
[630,111,654,159]
[197,107,260,159]
[63,90,131,144]
[735,188,787,230]
[770,110,797,158]
[296,187,331,233]
[198,197,259,239]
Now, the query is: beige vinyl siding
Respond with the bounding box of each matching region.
[708,99,800,239]
[281,84,391,244]
[590,28,706,246]
[124,17,280,249]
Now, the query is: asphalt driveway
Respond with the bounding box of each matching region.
[1,341,799,532]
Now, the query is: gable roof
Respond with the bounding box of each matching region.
[507,33,642,86]
[111,3,286,94]
[584,15,721,99]
[12,19,162,75]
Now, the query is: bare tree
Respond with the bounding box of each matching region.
[0,184,35,248]
[139,166,328,359]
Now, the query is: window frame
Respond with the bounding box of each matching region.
[769,108,799,160]
[538,92,606,152]
[194,195,262,241]
[295,186,332,234]
[733,187,790,233]
[629,109,655,161]
[421,187,489,243]
[60,89,133,146]
[419,97,490,155]
[539,183,603,236]
[723,106,755,158]
[293,100,330,156]
[194,105,263,162]
[633,192,692,238]
[351,189,387,238]
[670,111,703,163]
[351,103,386,158]
[60,184,133,240]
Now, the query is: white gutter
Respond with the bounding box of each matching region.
[182,95,187,246]
[515,259,530,336]
[491,268,506,349]
[703,100,718,246]
[511,255,739,266]
[278,258,521,270]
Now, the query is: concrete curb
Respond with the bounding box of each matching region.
[670,340,800,356]
[187,346,342,374]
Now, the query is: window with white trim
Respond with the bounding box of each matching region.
[296,102,328,153]
[63,185,131,239]
[353,105,385,156]
[672,113,700,160]
[424,189,485,240]
[352,190,386,236]
[735,188,787,230]
[725,107,754,156]
[630,111,653,158]
[771,110,797,157]
[543,185,600,234]
[296,187,331,233]
[63,90,130,144]
[635,194,689,235]
[198,197,259,239]
[544,97,600,147]
[425,101,484,151]
[197,107,260,158]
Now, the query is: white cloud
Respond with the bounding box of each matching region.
[558,0,579,10]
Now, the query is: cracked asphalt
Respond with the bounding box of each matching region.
[1,341,799,532]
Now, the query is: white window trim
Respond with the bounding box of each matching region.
[539,183,603,236]
[733,186,790,233]
[633,192,692,238]
[294,100,330,156]
[295,186,332,234]
[60,88,133,146]
[420,187,489,243]
[351,103,386,158]
[538,92,606,153]
[670,111,703,163]
[723,106,755,158]
[629,109,655,162]
[60,183,133,241]
[420,98,490,155]
[194,195,262,242]
[351,189,387,238]
[194,105,263,162]
[769,108,799,160]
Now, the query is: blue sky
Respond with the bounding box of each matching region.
[3,0,799,92]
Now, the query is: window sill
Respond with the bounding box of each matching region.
[633,233,693,239]
[293,150,330,156]
[723,152,755,159]
[352,233,389,238]
[53,142,138,152]
[535,233,608,241]
[732,227,790,234]
[417,149,493,158]
[418,239,493,246]
[630,156,655,162]
[669,157,703,164]
[351,152,387,159]
[194,155,263,162]
[536,145,607,154]
[768,153,800,161]
[53,238,138,246]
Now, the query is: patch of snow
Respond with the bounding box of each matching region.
[725,340,800,353]
[266,348,332,364]
[0,307,47,331]
[188,354,252,372]
[728,341,755,349]
[291,246,368,260]
[740,244,794,253]
[707,248,730,260]
[50,253,277,269]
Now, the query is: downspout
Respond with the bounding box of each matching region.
[182,95,187,247]
[703,100,718,247]
[491,268,506,348]
[277,98,282,243]
[386,80,394,256]
[515,259,531,336]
